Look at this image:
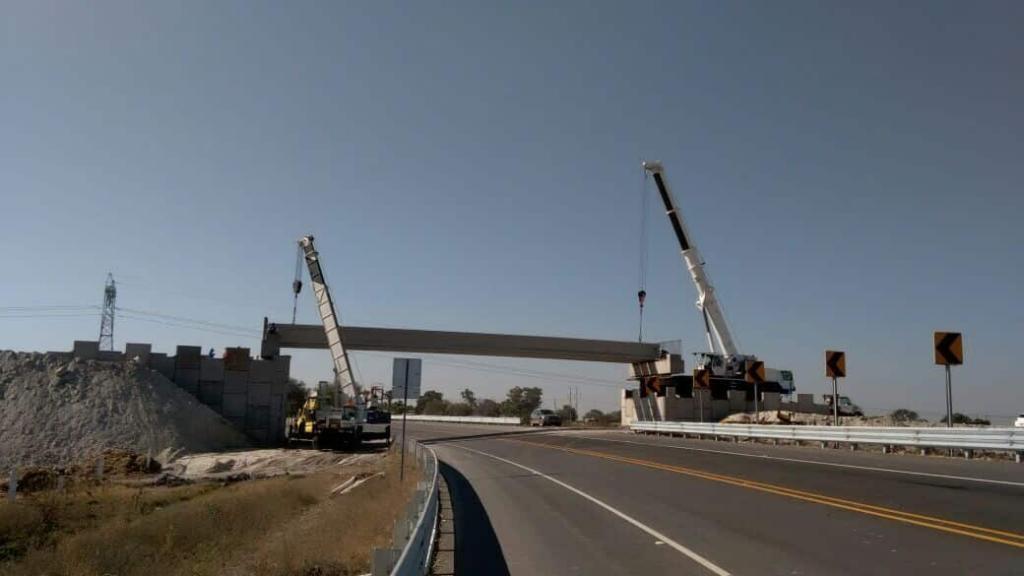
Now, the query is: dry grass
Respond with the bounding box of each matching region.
[0,482,215,564]
[0,448,418,576]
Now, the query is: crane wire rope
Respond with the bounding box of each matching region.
[637,167,650,342]
[291,244,304,324]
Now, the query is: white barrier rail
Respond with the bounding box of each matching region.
[377,442,440,576]
[630,421,1024,455]
[399,414,521,426]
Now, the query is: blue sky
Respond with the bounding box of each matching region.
[2,1,1021,419]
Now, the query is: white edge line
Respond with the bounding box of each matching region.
[449,443,731,576]
[566,433,1024,488]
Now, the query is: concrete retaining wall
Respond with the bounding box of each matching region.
[71,340,290,445]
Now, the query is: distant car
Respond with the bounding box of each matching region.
[1015,414,1024,428]
[530,409,562,427]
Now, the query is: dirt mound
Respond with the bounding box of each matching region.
[719,410,933,426]
[165,449,378,481]
[0,351,250,470]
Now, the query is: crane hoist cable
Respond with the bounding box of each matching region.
[637,167,650,342]
[291,243,304,324]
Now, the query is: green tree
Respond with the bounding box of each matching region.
[474,398,500,417]
[391,401,412,414]
[940,413,990,426]
[500,386,543,423]
[446,402,473,416]
[416,390,444,415]
[460,388,477,409]
[890,408,920,423]
[286,378,308,415]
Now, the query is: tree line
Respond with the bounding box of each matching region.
[393,386,620,425]
[289,379,621,425]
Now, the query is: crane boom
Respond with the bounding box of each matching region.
[642,161,739,357]
[298,235,359,400]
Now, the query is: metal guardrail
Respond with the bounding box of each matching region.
[372,442,440,576]
[630,421,1024,455]
[400,414,521,425]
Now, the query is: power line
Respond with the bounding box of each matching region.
[117,312,261,340]
[0,312,101,319]
[0,305,98,312]
[116,307,261,335]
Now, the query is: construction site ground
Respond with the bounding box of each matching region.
[0,445,415,576]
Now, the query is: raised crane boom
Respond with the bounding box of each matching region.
[642,161,738,357]
[298,235,359,401]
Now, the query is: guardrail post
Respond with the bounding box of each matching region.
[1016,452,1022,464]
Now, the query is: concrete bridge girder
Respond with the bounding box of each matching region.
[261,323,664,365]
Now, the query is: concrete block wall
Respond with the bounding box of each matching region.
[125,343,151,364]
[71,340,290,445]
[727,390,746,413]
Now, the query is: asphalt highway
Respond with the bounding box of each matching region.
[397,421,1024,575]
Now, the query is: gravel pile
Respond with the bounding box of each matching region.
[0,351,250,469]
[720,410,933,426]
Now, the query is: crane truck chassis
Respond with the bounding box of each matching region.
[286,393,392,448]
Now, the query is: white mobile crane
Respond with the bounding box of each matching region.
[286,235,391,447]
[643,161,795,397]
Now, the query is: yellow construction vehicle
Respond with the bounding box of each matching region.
[286,385,360,448]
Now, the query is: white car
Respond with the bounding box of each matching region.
[1015,414,1024,428]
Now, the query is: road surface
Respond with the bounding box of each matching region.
[398,421,1024,575]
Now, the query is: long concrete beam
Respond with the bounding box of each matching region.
[262,323,662,364]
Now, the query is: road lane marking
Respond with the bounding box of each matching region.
[564,433,1024,488]
[507,438,1024,550]
[450,443,732,576]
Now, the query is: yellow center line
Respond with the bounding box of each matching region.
[501,437,1024,550]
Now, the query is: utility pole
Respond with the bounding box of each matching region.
[575,386,580,423]
[99,273,116,351]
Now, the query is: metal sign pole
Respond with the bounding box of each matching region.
[945,365,953,429]
[832,377,839,426]
[698,389,704,423]
[400,360,410,481]
[753,382,759,423]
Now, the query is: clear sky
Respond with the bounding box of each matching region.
[2,1,1021,420]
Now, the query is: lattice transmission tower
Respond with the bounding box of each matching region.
[99,273,116,351]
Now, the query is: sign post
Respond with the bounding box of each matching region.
[933,332,963,428]
[826,350,846,426]
[693,368,710,423]
[392,358,422,480]
[745,361,765,421]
